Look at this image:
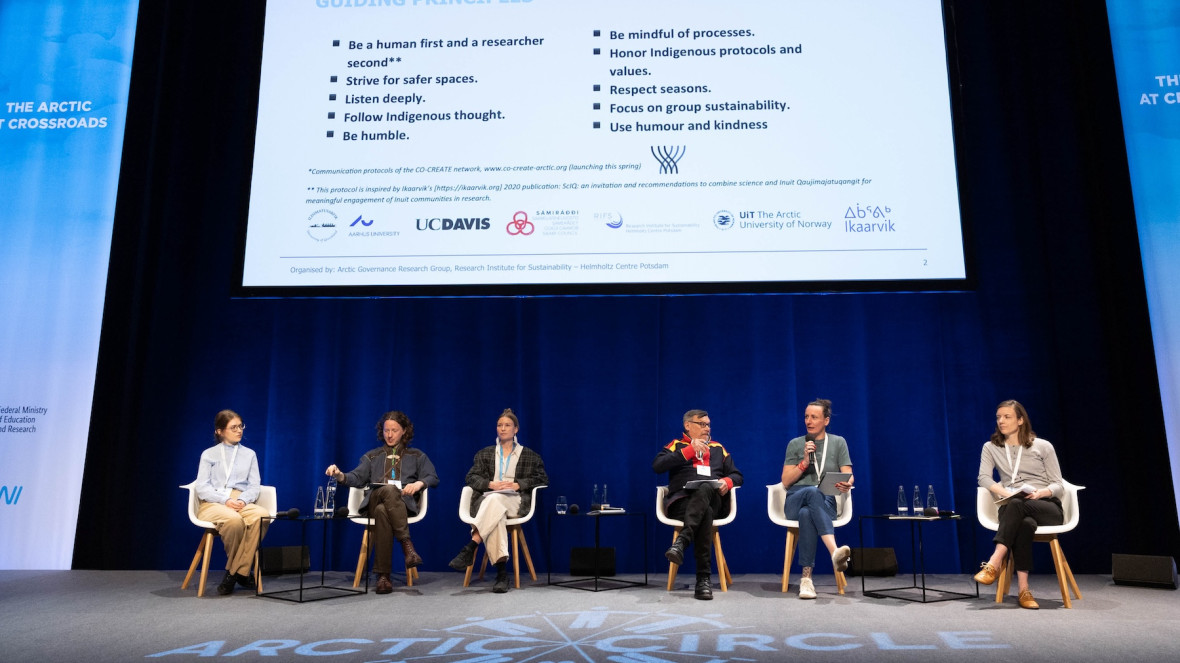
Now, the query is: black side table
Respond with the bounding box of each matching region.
[858,514,979,603]
[255,515,368,603]
[547,511,648,592]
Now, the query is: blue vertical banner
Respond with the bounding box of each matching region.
[1106,2,1180,513]
[0,1,138,568]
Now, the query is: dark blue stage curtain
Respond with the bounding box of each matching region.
[74,0,1177,574]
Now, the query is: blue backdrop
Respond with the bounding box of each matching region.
[0,0,138,569]
[73,1,1178,579]
[1107,0,1180,522]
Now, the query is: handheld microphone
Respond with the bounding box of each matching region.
[805,433,817,467]
[568,504,580,515]
[334,506,350,518]
[274,507,301,519]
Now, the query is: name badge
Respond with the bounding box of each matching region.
[695,464,711,476]
[388,479,402,489]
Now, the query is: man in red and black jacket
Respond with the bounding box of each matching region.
[652,409,743,600]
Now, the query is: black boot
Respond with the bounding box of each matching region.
[664,535,689,565]
[216,570,236,596]
[449,540,478,571]
[235,572,256,590]
[493,561,510,593]
[694,573,713,600]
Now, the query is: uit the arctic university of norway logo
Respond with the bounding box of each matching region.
[307,208,338,242]
[713,210,735,230]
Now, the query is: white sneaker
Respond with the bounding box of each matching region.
[832,545,851,573]
[798,577,817,599]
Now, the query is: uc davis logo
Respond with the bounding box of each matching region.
[0,485,22,505]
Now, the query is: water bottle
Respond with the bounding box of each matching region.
[897,485,908,515]
[556,495,568,514]
[602,483,609,507]
[592,484,600,508]
[314,485,326,519]
[912,485,922,515]
[325,477,337,516]
[926,485,938,512]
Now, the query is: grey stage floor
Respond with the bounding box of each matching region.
[1,570,1177,662]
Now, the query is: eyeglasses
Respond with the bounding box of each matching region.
[227,424,246,432]
[688,420,711,428]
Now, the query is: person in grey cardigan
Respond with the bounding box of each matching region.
[326,411,438,595]
[973,400,1065,609]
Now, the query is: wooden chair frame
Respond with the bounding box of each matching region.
[766,483,852,595]
[655,485,738,592]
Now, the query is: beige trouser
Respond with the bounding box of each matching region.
[471,492,521,565]
[198,490,268,576]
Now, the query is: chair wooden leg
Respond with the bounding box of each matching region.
[836,569,847,595]
[463,558,475,587]
[463,546,482,587]
[994,556,1009,603]
[254,550,263,594]
[666,528,681,591]
[1059,545,1082,600]
[182,534,206,590]
[712,532,729,592]
[1002,555,1017,601]
[197,531,214,597]
[511,527,522,589]
[1048,538,1074,608]
[353,529,370,588]
[516,526,538,582]
[782,529,797,592]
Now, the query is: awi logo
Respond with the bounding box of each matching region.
[1,485,23,505]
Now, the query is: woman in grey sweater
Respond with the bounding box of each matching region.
[972,400,1065,609]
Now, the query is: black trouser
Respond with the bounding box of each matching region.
[667,486,728,572]
[994,497,1063,572]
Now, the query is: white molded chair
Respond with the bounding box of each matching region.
[655,485,738,591]
[180,482,277,597]
[976,480,1084,608]
[348,485,429,587]
[767,483,853,594]
[458,485,545,589]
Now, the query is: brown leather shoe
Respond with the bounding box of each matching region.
[1018,589,1039,609]
[401,539,422,569]
[375,573,394,594]
[973,562,998,585]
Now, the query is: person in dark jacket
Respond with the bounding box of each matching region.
[326,410,438,594]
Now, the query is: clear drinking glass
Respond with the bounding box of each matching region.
[556,495,568,514]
